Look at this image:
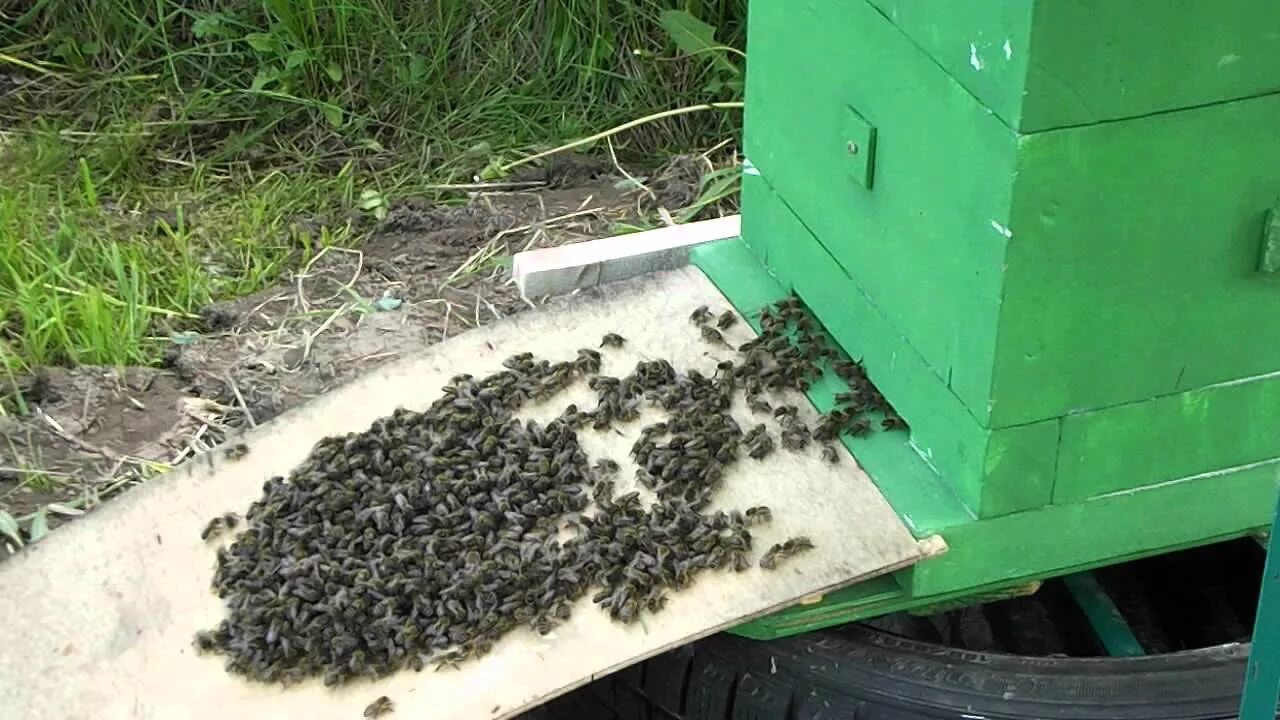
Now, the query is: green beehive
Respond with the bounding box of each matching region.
[697,0,1280,634]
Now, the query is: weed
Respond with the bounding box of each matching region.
[0,2,747,373]
[2,2,747,181]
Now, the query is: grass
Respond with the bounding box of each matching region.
[0,131,356,373]
[0,1,748,379]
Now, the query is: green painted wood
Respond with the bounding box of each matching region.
[691,236,973,533]
[698,237,1280,640]
[749,0,1280,430]
[728,574,906,640]
[994,92,1280,427]
[842,105,877,189]
[910,457,1280,597]
[980,418,1059,518]
[734,461,1277,638]
[1062,572,1145,657]
[1056,371,1280,503]
[867,0,1280,132]
[744,0,1014,421]
[734,175,1055,519]
[1239,490,1280,719]
[1023,0,1280,132]
[864,0,1033,130]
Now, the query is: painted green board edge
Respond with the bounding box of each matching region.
[994,91,1280,428]
[737,173,1055,519]
[865,0,1280,132]
[727,574,906,641]
[736,462,1276,639]
[744,0,1014,427]
[910,457,1280,598]
[1056,370,1280,503]
[1239,490,1280,719]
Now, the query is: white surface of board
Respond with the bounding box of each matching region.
[0,266,926,720]
[512,215,739,299]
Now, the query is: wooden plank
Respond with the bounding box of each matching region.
[512,215,740,299]
[0,266,924,720]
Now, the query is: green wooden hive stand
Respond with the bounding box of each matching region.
[1240,490,1279,719]
[694,0,1280,638]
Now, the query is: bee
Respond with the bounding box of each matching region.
[834,391,862,406]
[881,414,909,431]
[600,332,626,349]
[715,311,737,330]
[781,426,810,451]
[748,396,772,415]
[502,353,532,369]
[820,444,839,464]
[759,545,783,570]
[744,506,773,524]
[192,630,219,654]
[593,457,620,478]
[846,418,872,438]
[364,695,394,718]
[689,305,713,324]
[224,442,249,461]
[576,345,604,371]
[833,359,867,382]
[200,512,240,541]
[747,434,775,461]
[759,536,815,570]
[700,325,730,348]
[786,536,815,552]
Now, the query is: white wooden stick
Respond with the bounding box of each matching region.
[513,215,740,299]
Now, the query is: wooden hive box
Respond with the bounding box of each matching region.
[738,0,1280,519]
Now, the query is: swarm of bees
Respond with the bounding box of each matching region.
[193,291,904,688]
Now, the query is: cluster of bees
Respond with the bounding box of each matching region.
[192,291,904,690]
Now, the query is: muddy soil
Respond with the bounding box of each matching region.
[0,156,718,549]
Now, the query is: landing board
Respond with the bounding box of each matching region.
[0,267,927,720]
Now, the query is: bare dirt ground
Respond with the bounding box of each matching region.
[0,155,719,550]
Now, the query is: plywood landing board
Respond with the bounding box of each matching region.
[0,267,925,720]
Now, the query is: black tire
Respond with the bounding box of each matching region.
[540,625,1260,720]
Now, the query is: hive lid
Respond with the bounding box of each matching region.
[868,0,1280,132]
[0,266,930,720]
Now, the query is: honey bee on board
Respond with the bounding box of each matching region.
[364,695,394,718]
